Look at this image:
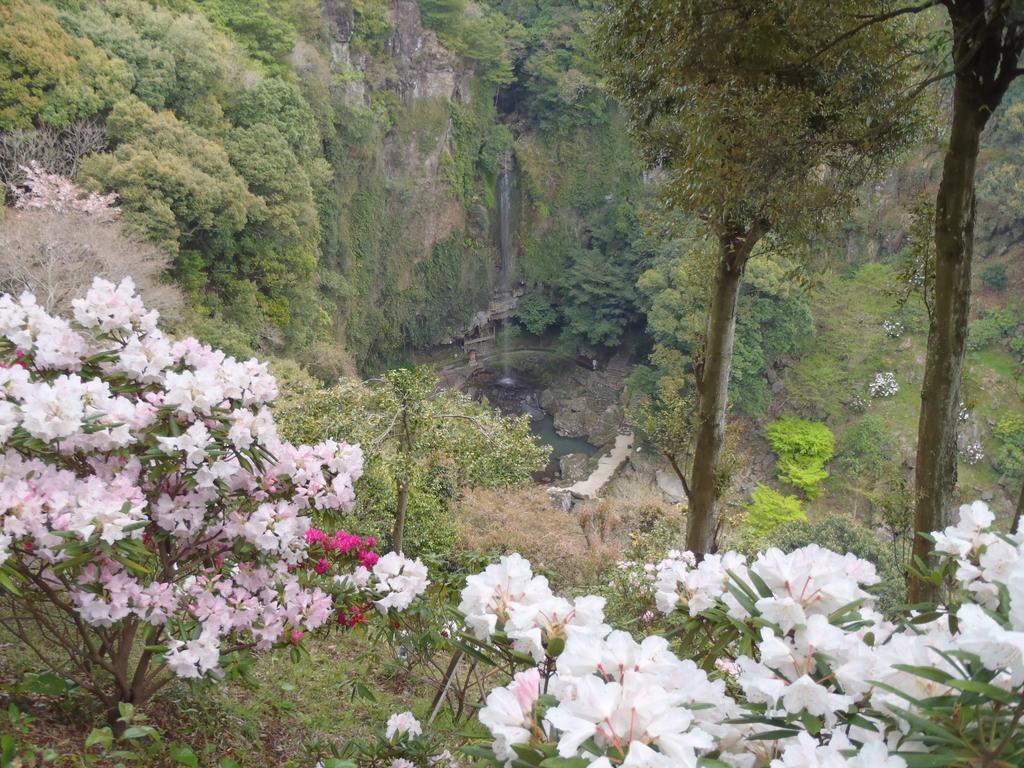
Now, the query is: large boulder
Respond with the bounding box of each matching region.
[559,452,592,483]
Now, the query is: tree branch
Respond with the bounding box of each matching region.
[803,2,941,66]
[666,453,693,502]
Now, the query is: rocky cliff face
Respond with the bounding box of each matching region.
[316,0,496,369]
[386,0,468,101]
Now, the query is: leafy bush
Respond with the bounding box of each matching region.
[418,0,515,86]
[969,303,1024,351]
[749,514,905,616]
[0,0,130,130]
[516,292,558,335]
[0,278,427,724]
[274,367,547,556]
[765,416,835,498]
[837,414,897,482]
[995,414,1024,483]
[982,263,1009,290]
[742,484,807,536]
[467,501,1024,767]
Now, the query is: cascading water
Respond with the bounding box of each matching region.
[496,149,515,384]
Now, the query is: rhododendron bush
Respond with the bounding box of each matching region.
[0,278,427,723]
[462,502,1024,767]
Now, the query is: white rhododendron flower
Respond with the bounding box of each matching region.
[472,502,1024,766]
[458,553,553,640]
[0,278,436,689]
[373,553,430,612]
[479,668,540,760]
[385,711,423,741]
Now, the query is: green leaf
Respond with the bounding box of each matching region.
[946,677,1018,704]
[745,569,774,599]
[799,710,822,735]
[890,664,953,686]
[121,726,154,740]
[746,728,800,740]
[86,727,113,749]
[169,743,199,767]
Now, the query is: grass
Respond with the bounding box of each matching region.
[780,262,1023,520]
[0,628,472,767]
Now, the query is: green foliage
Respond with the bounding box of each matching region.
[995,414,1024,484]
[742,485,806,537]
[1,0,346,358]
[419,0,516,86]
[977,90,1024,252]
[628,347,696,485]
[445,90,510,204]
[785,263,927,422]
[516,119,648,352]
[982,263,1009,291]
[765,417,835,500]
[57,0,233,113]
[409,234,490,347]
[558,244,641,349]
[351,0,394,53]
[0,0,131,130]
[275,367,547,555]
[191,0,297,65]
[837,415,898,483]
[225,77,320,163]
[82,96,253,253]
[638,234,814,416]
[223,122,320,286]
[730,258,815,417]
[969,303,1024,358]
[516,292,557,335]
[505,1,610,134]
[599,0,925,239]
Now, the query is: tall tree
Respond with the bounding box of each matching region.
[910,2,1024,602]
[599,1,923,553]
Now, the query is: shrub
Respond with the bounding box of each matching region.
[981,262,1009,291]
[837,414,897,482]
[969,304,1024,351]
[742,484,806,536]
[868,370,900,397]
[467,501,1024,767]
[749,514,905,616]
[516,292,558,335]
[764,416,835,499]
[274,368,547,556]
[0,278,426,725]
[995,414,1024,483]
[0,0,131,130]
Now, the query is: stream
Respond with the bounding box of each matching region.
[469,368,598,481]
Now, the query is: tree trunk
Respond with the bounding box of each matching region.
[1013,480,1024,537]
[685,226,760,554]
[908,0,1024,600]
[909,81,982,602]
[392,480,409,554]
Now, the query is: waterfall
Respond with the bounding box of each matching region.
[496,150,514,382]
